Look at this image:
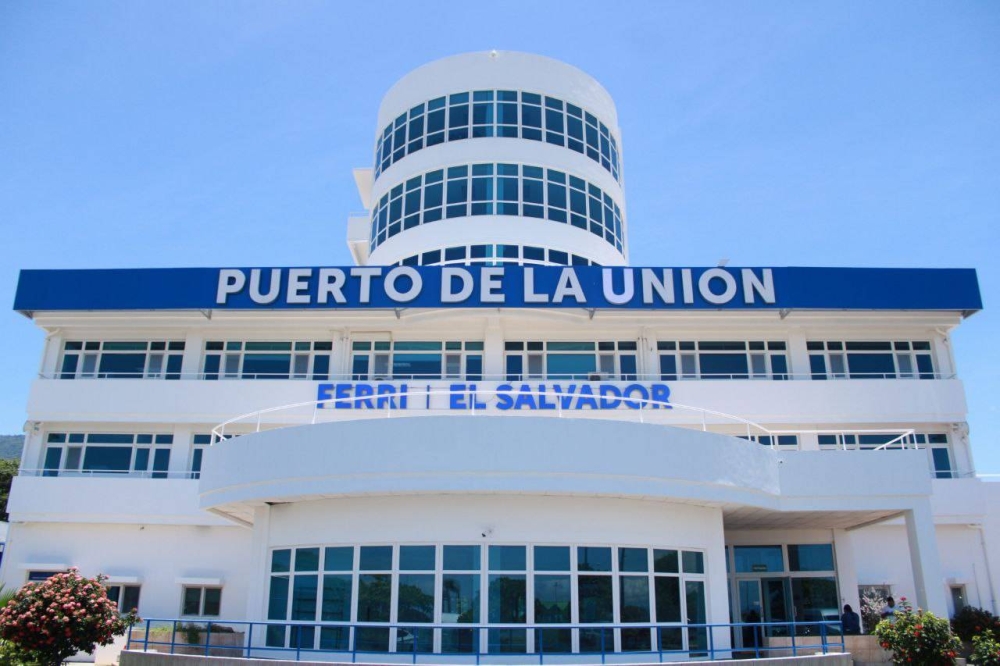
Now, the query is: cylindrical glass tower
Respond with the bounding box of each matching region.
[365,51,627,268]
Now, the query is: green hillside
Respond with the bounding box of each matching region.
[0,435,24,460]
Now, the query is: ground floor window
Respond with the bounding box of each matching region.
[106,584,141,613]
[182,586,222,617]
[266,543,707,654]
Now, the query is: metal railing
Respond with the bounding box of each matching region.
[211,387,773,444]
[18,469,198,479]
[38,371,958,381]
[211,386,924,455]
[126,618,846,663]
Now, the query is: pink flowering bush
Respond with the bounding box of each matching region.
[0,568,138,666]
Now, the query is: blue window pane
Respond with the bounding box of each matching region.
[98,353,146,378]
[152,449,169,478]
[321,575,352,621]
[242,354,290,379]
[489,546,526,571]
[772,355,788,380]
[295,547,321,572]
[734,546,784,573]
[360,546,393,571]
[272,549,291,573]
[134,448,149,472]
[660,355,677,381]
[619,548,648,572]
[400,545,436,571]
[699,354,749,379]
[547,354,596,379]
[787,544,834,572]
[324,547,353,571]
[444,545,481,571]
[578,547,612,572]
[292,574,318,620]
[392,353,442,379]
[534,546,570,571]
[82,447,132,472]
[809,355,827,380]
[506,355,523,381]
[268,575,290,620]
[932,449,953,478]
[847,353,895,379]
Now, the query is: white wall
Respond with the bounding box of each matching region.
[0,522,252,619]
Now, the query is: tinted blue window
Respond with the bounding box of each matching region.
[242,354,290,379]
[82,447,132,472]
[847,353,895,379]
[535,546,570,571]
[400,546,435,571]
[506,355,523,381]
[932,448,953,478]
[547,354,595,379]
[152,449,169,478]
[268,575,289,620]
[787,544,833,571]
[444,545,481,570]
[360,546,393,571]
[578,547,612,572]
[699,354,749,379]
[271,549,291,572]
[324,547,353,571]
[809,355,827,380]
[734,546,783,573]
[98,354,146,378]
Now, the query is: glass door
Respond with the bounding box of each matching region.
[762,578,791,636]
[737,580,764,649]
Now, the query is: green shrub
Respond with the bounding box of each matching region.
[952,607,1000,643]
[874,597,961,666]
[971,630,1000,666]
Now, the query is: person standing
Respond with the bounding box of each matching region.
[841,604,861,635]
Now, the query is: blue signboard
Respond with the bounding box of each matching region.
[12,265,982,313]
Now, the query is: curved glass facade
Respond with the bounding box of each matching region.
[396,245,601,267]
[265,543,707,654]
[375,91,622,183]
[370,163,625,255]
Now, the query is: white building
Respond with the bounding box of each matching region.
[4,51,998,662]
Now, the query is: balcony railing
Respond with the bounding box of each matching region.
[126,618,846,663]
[37,371,958,381]
[210,386,921,454]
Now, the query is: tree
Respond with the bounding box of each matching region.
[0,569,137,666]
[0,458,18,522]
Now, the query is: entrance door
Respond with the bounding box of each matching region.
[737,580,765,649]
[762,578,791,635]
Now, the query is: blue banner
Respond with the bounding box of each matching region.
[12,265,982,313]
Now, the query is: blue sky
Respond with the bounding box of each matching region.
[1,1,998,468]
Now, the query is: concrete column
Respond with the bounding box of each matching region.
[786,328,810,380]
[330,328,348,379]
[834,529,861,614]
[904,501,948,615]
[798,432,821,452]
[40,333,63,377]
[706,508,733,656]
[181,332,204,378]
[246,505,272,622]
[169,426,194,475]
[639,327,658,379]
[483,317,504,379]
[932,334,955,379]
